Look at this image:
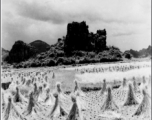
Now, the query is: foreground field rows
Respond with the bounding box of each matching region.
[1,61,151,120]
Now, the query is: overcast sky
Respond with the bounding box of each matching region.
[2,0,151,51]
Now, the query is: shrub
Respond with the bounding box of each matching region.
[87,52,96,58]
[78,57,89,64]
[70,57,76,64]
[41,62,47,67]
[47,59,56,66]
[123,52,132,59]
[56,57,65,65]
[56,50,64,57]
[49,52,56,57]
[72,51,86,57]
[91,57,100,63]
[37,54,46,60]
[108,45,120,51]
[30,62,37,67]
[63,58,72,65]
[115,53,122,58]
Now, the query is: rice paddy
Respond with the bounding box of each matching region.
[1,60,151,120]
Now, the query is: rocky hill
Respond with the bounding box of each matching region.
[13,21,123,68]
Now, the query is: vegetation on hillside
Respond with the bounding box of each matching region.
[12,21,124,68]
[125,45,151,58]
[5,21,150,68]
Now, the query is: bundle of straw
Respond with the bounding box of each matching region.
[101,79,107,95]
[74,80,79,93]
[101,87,119,112]
[142,76,146,84]
[122,78,127,88]
[48,93,68,119]
[124,84,138,106]
[24,92,35,115]
[133,77,140,93]
[3,97,24,120]
[56,82,62,93]
[52,72,55,79]
[13,87,22,103]
[2,91,5,111]
[134,89,151,116]
[66,96,79,120]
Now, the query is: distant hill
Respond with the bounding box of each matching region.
[125,45,151,58]
[5,40,38,63]
[1,48,9,61]
[29,40,51,53]
[4,40,51,64]
[4,21,135,68]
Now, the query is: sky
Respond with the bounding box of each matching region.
[2,0,151,52]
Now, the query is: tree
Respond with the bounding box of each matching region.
[123,51,132,59]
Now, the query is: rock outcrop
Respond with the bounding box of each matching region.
[64,21,107,54]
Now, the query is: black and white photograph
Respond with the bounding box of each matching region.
[1,0,151,120]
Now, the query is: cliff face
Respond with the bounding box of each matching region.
[7,40,38,63]
[64,21,89,52]
[64,21,107,54]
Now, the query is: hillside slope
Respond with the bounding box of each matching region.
[5,40,51,64]
[6,41,38,63]
[1,48,9,61]
[29,40,51,53]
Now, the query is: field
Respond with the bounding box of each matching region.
[1,60,151,120]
